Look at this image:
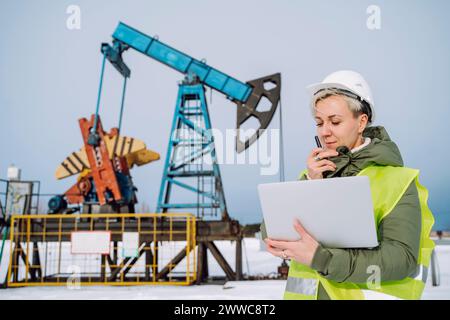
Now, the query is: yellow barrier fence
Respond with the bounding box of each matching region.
[7,213,196,287]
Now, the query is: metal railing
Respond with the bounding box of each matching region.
[7,213,196,287]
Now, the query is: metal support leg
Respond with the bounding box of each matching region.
[101,255,106,282]
[32,242,42,279]
[113,241,118,265]
[431,249,440,287]
[154,241,159,275]
[196,243,205,285]
[205,241,235,280]
[236,237,242,280]
[156,246,189,281]
[145,242,153,281]
[196,242,209,284]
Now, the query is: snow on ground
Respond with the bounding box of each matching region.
[0,238,449,300]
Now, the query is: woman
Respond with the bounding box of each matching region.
[262,70,435,300]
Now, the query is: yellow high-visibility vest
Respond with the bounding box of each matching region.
[284,165,435,300]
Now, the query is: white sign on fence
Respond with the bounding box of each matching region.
[71,231,111,254]
[122,232,139,258]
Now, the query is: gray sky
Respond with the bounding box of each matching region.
[1,0,449,228]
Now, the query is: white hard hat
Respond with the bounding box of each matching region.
[307,70,375,123]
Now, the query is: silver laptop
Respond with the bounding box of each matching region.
[257,176,378,248]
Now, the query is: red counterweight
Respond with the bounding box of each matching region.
[79,115,123,205]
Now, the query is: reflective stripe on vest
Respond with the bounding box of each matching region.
[284,165,435,300]
[285,277,318,296]
[412,264,428,283]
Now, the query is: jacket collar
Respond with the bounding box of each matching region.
[323,126,403,178]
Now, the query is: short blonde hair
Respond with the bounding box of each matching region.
[312,88,371,123]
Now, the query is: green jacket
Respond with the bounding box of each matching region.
[260,126,421,300]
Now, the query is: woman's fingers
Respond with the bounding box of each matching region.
[309,148,324,158]
[307,162,335,179]
[313,159,336,169]
[317,150,339,159]
[268,246,292,259]
[293,219,314,241]
[293,219,305,237]
[307,148,338,179]
[265,242,294,259]
[264,240,283,257]
[308,148,338,160]
[315,165,336,174]
[323,165,336,172]
[309,160,336,176]
[265,238,292,250]
[266,244,282,257]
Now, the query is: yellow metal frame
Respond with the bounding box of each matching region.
[7,213,197,287]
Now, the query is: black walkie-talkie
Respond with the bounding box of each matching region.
[315,136,322,148]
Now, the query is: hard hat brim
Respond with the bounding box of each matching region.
[306,82,375,123]
[306,82,356,98]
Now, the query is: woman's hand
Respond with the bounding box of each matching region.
[264,219,320,267]
[307,148,338,179]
